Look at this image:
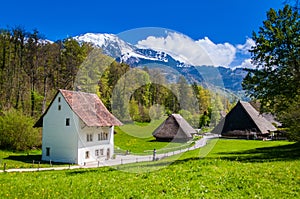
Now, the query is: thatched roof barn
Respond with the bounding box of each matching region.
[212,101,277,139]
[152,114,196,142]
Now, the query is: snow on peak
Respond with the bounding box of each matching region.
[74,33,115,45]
[74,33,169,62]
[74,33,135,54]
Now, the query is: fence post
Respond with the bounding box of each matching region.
[3,163,6,172]
[153,149,156,161]
[38,162,40,171]
[121,159,123,165]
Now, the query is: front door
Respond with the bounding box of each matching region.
[106,148,110,159]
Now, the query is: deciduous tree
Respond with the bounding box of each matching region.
[242,5,300,139]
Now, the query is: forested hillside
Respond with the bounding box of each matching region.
[0,27,93,117]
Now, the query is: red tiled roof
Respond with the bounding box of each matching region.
[34,89,122,127]
[60,89,122,127]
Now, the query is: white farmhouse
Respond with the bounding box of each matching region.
[34,89,122,165]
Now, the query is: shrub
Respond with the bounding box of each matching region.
[279,98,300,141]
[0,109,41,151]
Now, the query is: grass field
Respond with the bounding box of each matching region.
[118,119,166,138]
[1,139,299,198]
[0,150,69,169]
[114,119,193,155]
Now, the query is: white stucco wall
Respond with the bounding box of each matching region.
[42,93,79,163]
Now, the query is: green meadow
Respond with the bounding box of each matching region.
[0,150,69,170]
[114,119,192,155]
[1,139,299,199]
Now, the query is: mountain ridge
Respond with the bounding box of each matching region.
[74,32,248,96]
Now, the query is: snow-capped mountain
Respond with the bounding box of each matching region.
[74,33,247,94]
[74,33,136,58]
[74,33,172,64]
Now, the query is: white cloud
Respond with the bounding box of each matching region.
[237,58,255,69]
[195,37,236,67]
[236,38,255,54]
[136,32,259,69]
[137,32,236,67]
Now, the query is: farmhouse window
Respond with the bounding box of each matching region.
[58,105,61,111]
[58,97,61,102]
[95,149,99,157]
[46,147,50,156]
[98,132,108,141]
[100,149,104,156]
[66,118,70,126]
[87,134,93,142]
[85,151,90,159]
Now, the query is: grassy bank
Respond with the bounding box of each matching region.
[0,150,69,169]
[1,139,299,198]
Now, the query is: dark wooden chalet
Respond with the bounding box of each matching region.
[212,101,277,139]
[152,114,196,142]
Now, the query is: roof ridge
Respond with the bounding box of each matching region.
[239,101,264,133]
[239,101,276,133]
[35,89,122,127]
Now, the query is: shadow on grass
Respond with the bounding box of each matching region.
[4,154,42,163]
[4,154,66,166]
[217,142,300,162]
[148,140,162,143]
[66,167,115,175]
[148,139,189,143]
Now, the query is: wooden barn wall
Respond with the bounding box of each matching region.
[222,103,258,135]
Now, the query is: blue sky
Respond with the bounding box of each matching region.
[1,0,284,45]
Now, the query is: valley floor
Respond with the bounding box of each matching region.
[1,139,299,198]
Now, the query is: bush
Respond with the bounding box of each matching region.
[278,97,300,141]
[0,109,41,151]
